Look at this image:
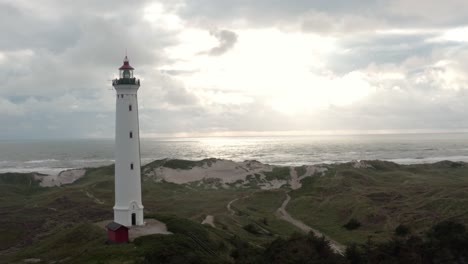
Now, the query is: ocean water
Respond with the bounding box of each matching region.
[1,133,468,175]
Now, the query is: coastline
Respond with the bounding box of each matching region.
[2,156,468,176]
[2,158,466,189]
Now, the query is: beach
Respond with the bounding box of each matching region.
[1,133,468,175]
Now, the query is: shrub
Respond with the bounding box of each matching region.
[343,218,361,230]
[243,224,261,235]
[394,224,410,237]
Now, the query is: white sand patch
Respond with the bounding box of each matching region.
[259,179,287,190]
[34,169,86,187]
[201,215,215,228]
[144,159,326,190]
[289,167,301,190]
[146,159,273,184]
[304,165,327,177]
[352,160,373,169]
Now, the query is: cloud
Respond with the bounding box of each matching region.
[198,29,238,56]
[2,0,468,139]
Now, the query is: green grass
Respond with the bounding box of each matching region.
[287,160,468,244]
[10,215,233,264]
[263,167,290,181]
[294,166,307,177]
[3,159,468,262]
[160,158,219,170]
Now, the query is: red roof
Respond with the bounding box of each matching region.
[106,221,128,231]
[119,56,134,70]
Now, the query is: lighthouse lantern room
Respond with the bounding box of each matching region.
[112,56,144,227]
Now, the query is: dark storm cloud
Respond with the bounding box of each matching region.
[200,30,238,56]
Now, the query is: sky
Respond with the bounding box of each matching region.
[1,0,468,139]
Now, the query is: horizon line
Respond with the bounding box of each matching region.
[3,128,468,141]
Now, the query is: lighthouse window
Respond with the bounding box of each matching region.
[129,104,132,111]
[130,163,134,170]
[130,131,133,138]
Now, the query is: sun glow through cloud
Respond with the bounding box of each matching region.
[162,28,375,115]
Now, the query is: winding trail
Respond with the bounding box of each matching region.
[276,193,345,255]
[84,190,104,204]
[227,197,240,215]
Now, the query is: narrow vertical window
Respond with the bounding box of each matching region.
[129,131,133,138]
[130,163,134,170]
[129,104,132,111]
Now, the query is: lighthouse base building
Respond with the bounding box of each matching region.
[112,56,144,227]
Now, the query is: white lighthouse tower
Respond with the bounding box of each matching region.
[112,56,144,226]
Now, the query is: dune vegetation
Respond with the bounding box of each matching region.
[1,159,468,263]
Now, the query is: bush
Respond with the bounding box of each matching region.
[394,224,410,237]
[343,218,361,230]
[243,224,261,235]
[263,233,346,264]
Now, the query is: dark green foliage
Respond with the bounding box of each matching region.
[229,235,264,264]
[243,223,261,235]
[135,234,223,264]
[163,159,199,170]
[345,244,365,264]
[432,160,465,168]
[157,214,211,241]
[163,158,219,170]
[142,159,167,171]
[0,173,41,187]
[295,166,307,177]
[262,233,346,264]
[343,218,361,230]
[345,221,468,264]
[394,224,411,237]
[264,167,290,181]
[365,160,401,171]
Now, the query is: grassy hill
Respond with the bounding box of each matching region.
[288,160,468,245]
[1,159,468,263]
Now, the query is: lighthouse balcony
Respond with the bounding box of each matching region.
[113,78,140,85]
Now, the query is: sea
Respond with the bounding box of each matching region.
[1,133,468,175]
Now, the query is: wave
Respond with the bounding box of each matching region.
[0,167,73,175]
[25,159,60,164]
[68,159,114,163]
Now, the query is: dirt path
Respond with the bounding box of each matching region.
[276,193,345,255]
[227,197,240,215]
[84,190,104,204]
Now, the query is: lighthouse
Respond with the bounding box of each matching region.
[112,56,144,226]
